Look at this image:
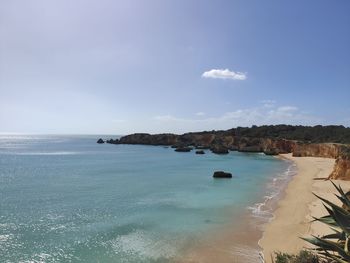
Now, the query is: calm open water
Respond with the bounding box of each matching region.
[0,135,292,263]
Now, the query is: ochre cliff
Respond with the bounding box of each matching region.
[291,143,350,180]
[292,143,342,158]
[117,132,296,155]
[329,155,350,180]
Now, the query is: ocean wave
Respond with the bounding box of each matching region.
[248,161,296,220]
[230,245,264,263]
[107,230,177,261]
[0,234,12,243]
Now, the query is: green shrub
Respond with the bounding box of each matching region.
[273,250,321,263]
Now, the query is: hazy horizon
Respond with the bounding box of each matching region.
[1,0,349,134]
[0,123,350,137]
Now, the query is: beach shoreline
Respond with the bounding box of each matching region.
[178,155,297,263]
[260,154,350,262]
[180,153,350,263]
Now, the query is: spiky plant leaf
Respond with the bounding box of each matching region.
[304,235,350,260]
[332,206,350,234]
[331,181,350,209]
[312,215,337,227]
[313,193,350,216]
[322,232,344,239]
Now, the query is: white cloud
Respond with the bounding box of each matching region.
[195,112,205,116]
[202,69,247,80]
[152,104,320,133]
[277,106,298,112]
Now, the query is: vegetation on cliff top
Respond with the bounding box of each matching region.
[223,125,350,144]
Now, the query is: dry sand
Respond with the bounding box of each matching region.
[260,154,350,263]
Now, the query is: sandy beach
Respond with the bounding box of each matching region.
[260,154,350,262]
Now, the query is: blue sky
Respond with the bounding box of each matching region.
[1,0,349,134]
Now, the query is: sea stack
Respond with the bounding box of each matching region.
[213,171,232,178]
[175,146,192,152]
[97,138,105,144]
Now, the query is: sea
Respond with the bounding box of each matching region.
[0,135,295,263]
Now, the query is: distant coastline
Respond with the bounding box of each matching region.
[99,125,350,180]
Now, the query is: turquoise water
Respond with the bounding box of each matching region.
[0,135,291,263]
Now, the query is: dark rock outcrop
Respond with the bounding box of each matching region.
[263,148,279,156]
[195,150,205,154]
[213,171,232,178]
[106,138,119,144]
[210,145,229,154]
[119,133,178,146]
[97,138,105,144]
[174,147,192,152]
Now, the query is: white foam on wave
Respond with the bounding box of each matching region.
[107,230,177,261]
[248,161,296,221]
[230,245,265,263]
[0,234,12,242]
[18,253,53,263]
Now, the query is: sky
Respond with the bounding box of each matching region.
[1,0,349,134]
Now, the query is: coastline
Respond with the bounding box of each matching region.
[260,154,350,262]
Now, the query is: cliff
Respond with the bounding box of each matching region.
[292,143,342,158]
[290,143,350,180]
[329,146,350,180]
[117,132,296,154]
[329,155,350,180]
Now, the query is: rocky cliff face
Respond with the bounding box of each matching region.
[292,143,342,158]
[118,133,178,145]
[291,143,350,180]
[116,132,296,154]
[329,155,350,180]
[329,146,350,180]
[113,131,350,180]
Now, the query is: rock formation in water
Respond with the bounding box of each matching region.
[106,138,119,144]
[195,150,205,154]
[210,145,229,154]
[97,138,105,144]
[174,146,192,152]
[213,171,232,178]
